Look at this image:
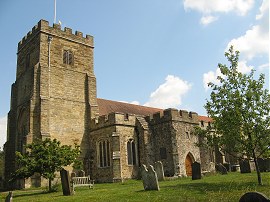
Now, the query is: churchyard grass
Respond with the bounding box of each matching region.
[1,172,270,202]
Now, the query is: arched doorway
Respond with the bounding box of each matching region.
[185,153,194,176]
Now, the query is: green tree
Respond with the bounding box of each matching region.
[203,46,270,185]
[12,138,81,191]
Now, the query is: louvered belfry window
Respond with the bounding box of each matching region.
[63,50,73,65]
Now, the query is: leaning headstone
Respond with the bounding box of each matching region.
[60,169,73,196]
[223,163,231,172]
[5,191,13,202]
[154,161,165,181]
[141,165,148,190]
[78,170,85,177]
[257,158,266,172]
[216,163,228,174]
[141,164,160,191]
[192,162,201,180]
[239,192,270,202]
[240,159,251,173]
[208,162,216,173]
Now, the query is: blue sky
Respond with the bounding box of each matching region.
[0,0,269,149]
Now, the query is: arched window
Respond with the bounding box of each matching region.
[63,50,73,65]
[127,139,137,165]
[97,140,110,167]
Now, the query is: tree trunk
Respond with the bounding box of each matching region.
[252,149,262,185]
[49,178,52,192]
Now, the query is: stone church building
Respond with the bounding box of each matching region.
[4,20,217,188]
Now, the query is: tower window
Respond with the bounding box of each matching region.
[63,50,73,65]
[97,140,110,167]
[186,131,190,139]
[25,53,30,69]
[127,139,137,165]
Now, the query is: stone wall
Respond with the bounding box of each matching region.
[173,121,201,176]
[89,126,115,182]
[146,108,201,177]
[5,19,98,188]
[89,113,139,182]
[198,121,216,172]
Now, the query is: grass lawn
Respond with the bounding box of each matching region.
[1,172,270,202]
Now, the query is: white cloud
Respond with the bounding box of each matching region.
[203,68,222,90]
[144,75,192,109]
[237,60,253,73]
[0,116,7,150]
[200,15,218,25]
[130,101,140,105]
[258,63,269,71]
[227,25,269,60]
[120,100,140,105]
[203,61,253,90]
[256,0,269,20]
[183,0,254,24]
[226,0,269,60]
[183,0,254,15]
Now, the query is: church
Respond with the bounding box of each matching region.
[4,20,217,188]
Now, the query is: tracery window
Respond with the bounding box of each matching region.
[63,50,73,65]
[127,139,137,165]
[97,140,110,167]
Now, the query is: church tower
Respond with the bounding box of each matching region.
[4,20,99,188]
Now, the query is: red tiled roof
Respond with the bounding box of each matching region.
[97,98,163,116]
[97,98,212,122]
[198,115,213,122]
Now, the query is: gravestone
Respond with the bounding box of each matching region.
[223,163,231,172]
[240,159,251,173]
[208,162,216,173]
[231,165,240,172]
[5,191,13,202]
[70,172,76,179]
[265,158,270,172]
[257,158,266,172]
[154,161,165,181]
[239,192,270,202]
[78,170,85,177]
[60,169,73,196]
[249,161,256,171]
[216,163,228,174]
[141,164,160,191]
[192,162,201,180]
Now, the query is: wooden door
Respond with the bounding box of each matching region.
[185,155,192,176]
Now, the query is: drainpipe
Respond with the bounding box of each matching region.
[48,35,53,98]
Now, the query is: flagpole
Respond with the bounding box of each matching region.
[54,0,56,24]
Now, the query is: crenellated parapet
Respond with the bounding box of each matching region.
[90,112,136,130]
[18,19,93,51]
[146,108,199,125]
[199,120,213,129]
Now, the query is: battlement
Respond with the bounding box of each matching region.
[18,19,94,51]
[146,108,199,124]
[90,112,136,130]
[199,120,213,129]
